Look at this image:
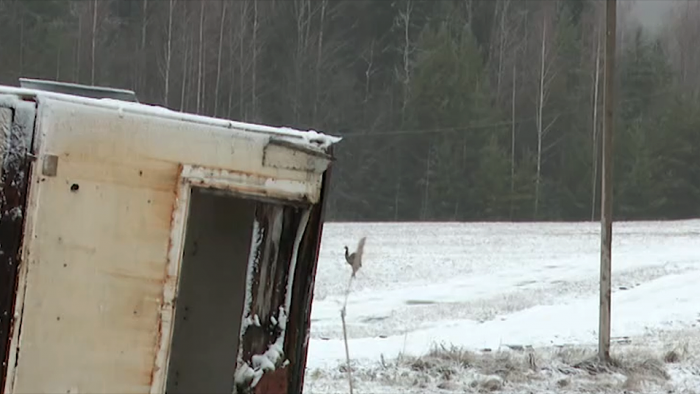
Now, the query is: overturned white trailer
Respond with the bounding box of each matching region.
[0,79,340,394]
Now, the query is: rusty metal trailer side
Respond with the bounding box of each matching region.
[0,99,35,394]
[0,87,339,394]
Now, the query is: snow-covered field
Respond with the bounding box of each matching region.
[303,220,700,393]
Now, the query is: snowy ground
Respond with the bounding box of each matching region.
[302,220,700,393]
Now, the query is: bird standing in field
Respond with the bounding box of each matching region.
[344,237,366,278]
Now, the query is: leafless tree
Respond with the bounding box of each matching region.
[313,0,328,124]
[91,0,98,85]
[590,22,602,221]
[664,0,700,101]
[164,0,174,106]
[196,0,204,114]
[214,1,227,117]
[396,0,414,125]
[533,4,559,219]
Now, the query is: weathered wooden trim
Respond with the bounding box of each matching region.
[265,137,333,161]
[150,171,191,394]
[181,165,321,204]
[0,100,36,394]
[286,150,334,394]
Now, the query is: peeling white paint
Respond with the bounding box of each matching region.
[181,165,321,203]
[150,179,191,394]
[0,88,330,394]
[0,86,341,154]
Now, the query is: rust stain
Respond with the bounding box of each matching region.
[56,240,97,255]
[148,165,186,390]
[181,163,263,180]
[104,269,163,285]
[254,365,288,394]
[185,163,311,188]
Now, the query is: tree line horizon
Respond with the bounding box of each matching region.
[1,0,698,222]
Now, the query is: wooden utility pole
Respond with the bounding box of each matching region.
[599,0,617,363]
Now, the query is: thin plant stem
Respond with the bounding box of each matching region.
[341,272,355,394]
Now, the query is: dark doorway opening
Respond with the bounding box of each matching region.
[165,188,255,394]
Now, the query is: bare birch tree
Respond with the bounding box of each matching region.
[138,0,148,92]
[72,2,84,83]
[164,0,174,106]
[534,7,558,219]
[510,49,517,218]
[196,0,204,114]
[238,1,249,119]
[214,0,227,117]
[495,0,511,102]
[313,0,328,124]
[292,0,312,123]
[91,0,98,85]
[664,0,700,101]
[179,5,192,113]
[397,0,413,125]
[590,23,602,221]
[251,0,259,120]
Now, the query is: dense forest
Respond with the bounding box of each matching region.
[0,0,698,222]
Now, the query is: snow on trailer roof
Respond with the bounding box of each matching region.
[0,84,341,153]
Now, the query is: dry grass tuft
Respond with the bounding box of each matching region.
[475,375,504,391]
[663,341,689,364]
[664,349,682,363]
[425,344,474,368]
[382,340,684,392]
[622,357,669,381]
[307,330,700,393]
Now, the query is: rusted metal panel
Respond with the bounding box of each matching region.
[0,101,35,394]
[8,158,178,393]
[0,108,7,176]
[232,156,333,394]
[234,204,308,393]
[286,149,334,394]
[254,364,288,394]
[0,88,338,394]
